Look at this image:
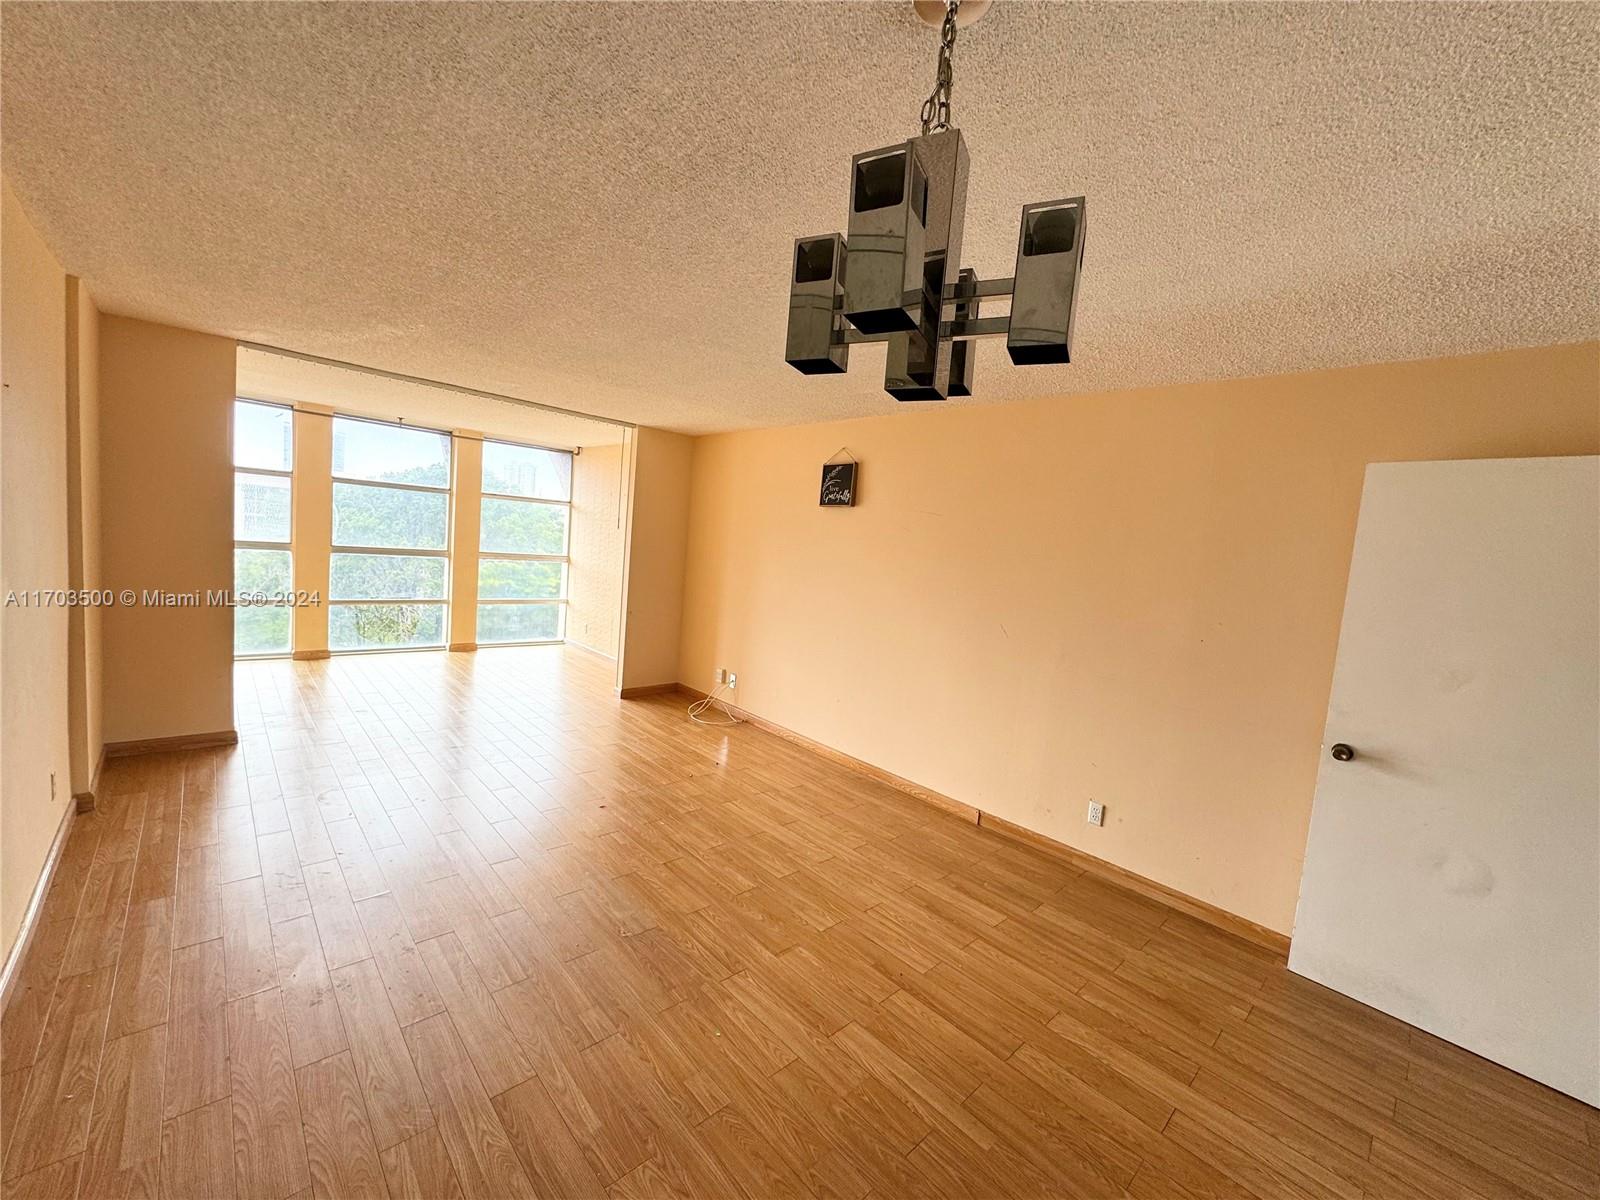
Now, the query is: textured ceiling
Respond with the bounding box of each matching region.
[4,2,1596,435]
[236,346,628,449]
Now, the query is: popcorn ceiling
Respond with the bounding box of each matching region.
[3,2,1595,434]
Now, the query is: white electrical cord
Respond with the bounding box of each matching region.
[688,682,743,727]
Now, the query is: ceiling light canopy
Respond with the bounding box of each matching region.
[785,0,1087,401]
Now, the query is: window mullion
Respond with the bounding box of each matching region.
[332,475,450,495]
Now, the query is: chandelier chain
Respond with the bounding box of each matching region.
[919,0,960,135]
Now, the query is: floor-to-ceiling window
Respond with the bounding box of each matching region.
[233,399,294,656]
[328,415,451,651]
[477,439,573,644]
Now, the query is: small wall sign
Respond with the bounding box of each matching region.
[820,460,858,507]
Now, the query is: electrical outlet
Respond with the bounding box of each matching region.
[1086,800,1105,827]
[726,671,737,689]
[51,772,57,802]
[715,668,726,685]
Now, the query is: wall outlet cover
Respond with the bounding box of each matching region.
[1087,800,1105,827]
[726,672,737,689]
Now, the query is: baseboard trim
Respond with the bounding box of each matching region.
[72,746,107,813]
[105,729,239,758]
[447,642,477,653]
[675,684,1290,957]
[976,811,1290,955]
[618,682,680,700]
[0,798,76,1018]
[677,685,979,823]
[291,648,331,661]
[565,639,617,662]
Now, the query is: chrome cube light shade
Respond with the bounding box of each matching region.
[844,142,929,334]
[1008,198,1087,365]
[786,234,850,375]
[884,129,969,401]
[945,266,979,397]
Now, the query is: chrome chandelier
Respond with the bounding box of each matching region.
[784,0,1086,400]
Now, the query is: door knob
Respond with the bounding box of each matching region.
[1330,743,1355,762]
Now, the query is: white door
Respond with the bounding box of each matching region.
[1290,456,1599,1105]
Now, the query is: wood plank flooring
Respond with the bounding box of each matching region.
[3,645,1595,1198]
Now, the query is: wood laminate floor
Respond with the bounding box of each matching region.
[2,646,1595,1199]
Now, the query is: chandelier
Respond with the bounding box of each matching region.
[784,0,1086,400]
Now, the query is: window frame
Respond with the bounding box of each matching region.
[328,414,453,653]
[476,438,573,647]
[233,398,295,659]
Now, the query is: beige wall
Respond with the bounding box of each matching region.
[620,428,692,689]
[568,442,626,658]
[679,342,1600,934]
[65,277,103,798]
[1,181,74,962]
[100,316,236,744]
